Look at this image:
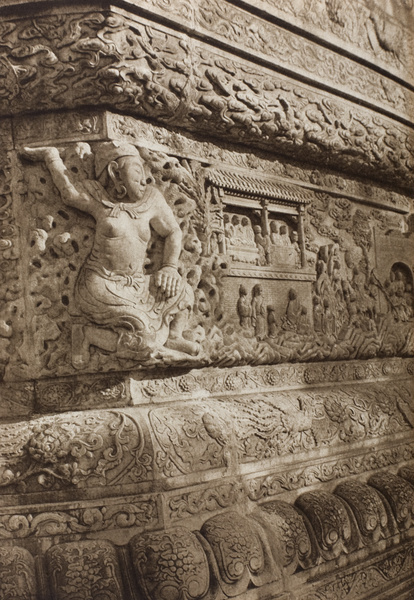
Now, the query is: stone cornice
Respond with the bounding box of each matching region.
[0,2,414,188]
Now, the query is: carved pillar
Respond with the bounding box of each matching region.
[0,1,413,599]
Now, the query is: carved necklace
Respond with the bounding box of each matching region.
[83,180,153,218]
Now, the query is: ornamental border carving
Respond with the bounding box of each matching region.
[10,111,413,214]
[0,9,414,188]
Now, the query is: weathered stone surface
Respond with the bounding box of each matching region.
[0,1,413,599]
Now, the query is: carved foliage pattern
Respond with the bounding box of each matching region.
[300,544,414,600]
[0,546,37,600]
[197,0,411,116]
[0,12,414,186]
[46,540,124,600]
[247,442,414,500]
[0,151,25,379]
[252,501,315,573]
[130,527,211,600]
[200,511,267,594]
[136,358,413,400]
[168,481,245,520]
[368,472,414,530]
[295,491,355,559]
[335,481,389,543]
[35,376,128,412]
[0,410,152,493]
[0,497,158,538]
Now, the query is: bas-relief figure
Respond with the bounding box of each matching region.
[23,142,200,370]
[0,1,413,599]
[9,138,412,380]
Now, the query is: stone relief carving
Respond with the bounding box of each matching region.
[300,543,414,600]
[1,465,414,598]
[16,136,411,378]
[197,0,413,119]
[256,0,414,78]
[0,410,152,493]
[0,496,158,539]
[46,540,124,600]
[0,546,37,600]
[23,142,201,369]
[0,2,413,600]
[130,527,214,600]
[247,441,414,501]
[0,11,414,188]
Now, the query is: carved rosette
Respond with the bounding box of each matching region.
[295,491,357,560]
[368,472,414,530]
[335,481,389,544]
[45,540,124,600]
[252,500,316,573]
[0,546,37,600]
[129,527,212,600]
[200,511,271,596]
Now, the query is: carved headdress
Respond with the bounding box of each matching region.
[94,141,142,178]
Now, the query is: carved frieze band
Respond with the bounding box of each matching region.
[11,110,412,214]
[0,9,414,187]
[132,358,414,403]
[0,378,412,498]
[195,0,414,123]
[1,468,414,600]
[240,0,414,88]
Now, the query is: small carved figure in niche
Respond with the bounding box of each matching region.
[279,225,291,247]
[224,213,235,246]
[321,299,335,337]
[283,288,302,330]
[313,296,323,333]
[269,221,281,245]
[253,225,270,264]
[23,142,199,369]
[290,230,301,267]
[267,306,278,338]
[240,216,256,247]
[297,306,311,334]
[231,215,244,245]
[251,284,267,340]
[236,285,251,329]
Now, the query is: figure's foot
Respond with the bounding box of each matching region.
[72,324,90,370]
[164,336,200,356]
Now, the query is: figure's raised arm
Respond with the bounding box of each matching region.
[22,147,96,215]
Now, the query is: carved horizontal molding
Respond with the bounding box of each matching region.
[21,357,413,413]
[1,473,414,600]
[0,494,160,539]
[2,0,411,123]
[0,8,414,187]
[194,0,414,124]
[301,541,414,600]
[130,358,414,403]
[0,372,412,503]
[232,0,414,91]
[228,267,316,281]
[246,439,414,502]
[7,110,412,212]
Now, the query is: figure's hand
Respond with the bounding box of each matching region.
[155,266,181,298]
[21,146,61,163]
